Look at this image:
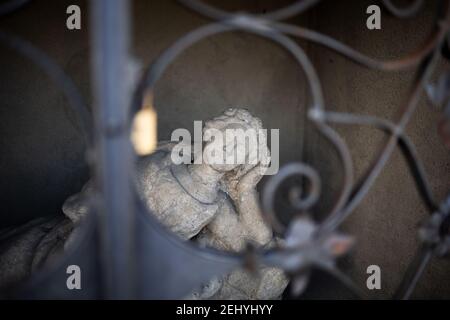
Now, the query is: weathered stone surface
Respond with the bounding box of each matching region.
[0,108,288,299]
[0,215,71,290]
[133,108,288,299]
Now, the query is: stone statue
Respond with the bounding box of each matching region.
[0,108,288,299]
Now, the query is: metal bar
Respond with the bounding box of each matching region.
[394,246,433,300]
[90,0,135,299]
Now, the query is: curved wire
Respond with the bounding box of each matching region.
[322,111,438,213]
[0,0,31,16]
[179,0,447,71]
[393,245,433,299]
[261,162,321,234]
[0,30,93,146]
[382,0,424,18]
[316,263,366,299]
[177,0,320,22]
[272,20,448,71]
[138,20,324,111]
[312,119,355,222]
[263,0,320,20]
[319,41,444,235]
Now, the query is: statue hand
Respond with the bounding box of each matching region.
[236,163,268,195]
[62,181,93,224]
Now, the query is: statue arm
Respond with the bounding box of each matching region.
[209,166,272,249]
[202,191,271,252]
[233,189,272,246]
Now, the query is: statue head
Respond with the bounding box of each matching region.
[202,108,269,177]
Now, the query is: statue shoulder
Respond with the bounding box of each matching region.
[136,141,179,175]
[0,215,70,289]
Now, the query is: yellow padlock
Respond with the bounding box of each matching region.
[131,93,157,155]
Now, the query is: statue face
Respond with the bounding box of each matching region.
[203,123,249,172]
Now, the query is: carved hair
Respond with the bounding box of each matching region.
[204,108,270,192]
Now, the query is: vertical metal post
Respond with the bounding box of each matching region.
[90,0,135,299]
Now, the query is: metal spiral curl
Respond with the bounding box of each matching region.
[261,163,321,234]
[381,0,424,18]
